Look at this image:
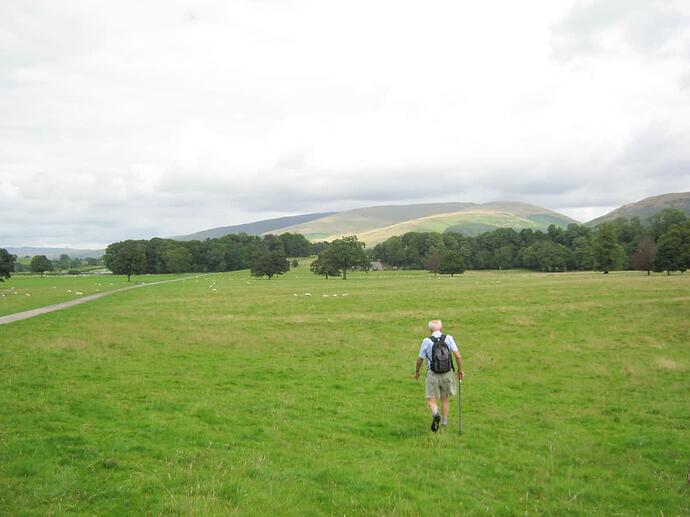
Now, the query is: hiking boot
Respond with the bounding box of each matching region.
[431,413,441,432]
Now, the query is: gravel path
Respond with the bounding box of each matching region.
[0,275,203,326]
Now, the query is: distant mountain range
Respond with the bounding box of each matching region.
[586,192,690,226]
[172,212,334,241]
[5,192,688,256]
[260,201,577,245]
[4,246,104,260]
[174,192,690,246]
[174,201,578,246]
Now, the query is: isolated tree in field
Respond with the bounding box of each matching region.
[631,235,656,275]
[0,248,16,282]
[250,250,290,279]
[439,250,465,276]
[57,253,71,270]
[310,255,341,279]
[291,259,299,268]
[424,248,441,276]
[321,235,369,280]
[163,246,192,273]
[30,255,53,277]
[654,225,688,275]
[104,240,147,281]
[591,223,625,274]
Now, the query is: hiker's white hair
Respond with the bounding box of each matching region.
[428,320,443,332]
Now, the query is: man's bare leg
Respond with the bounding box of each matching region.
[427,397,438,414]
[427,397,441,432]
[441,396,450,427]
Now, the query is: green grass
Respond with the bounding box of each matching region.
[1,267,688,515]
[0,274,194,316]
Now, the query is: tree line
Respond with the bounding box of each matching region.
[0,252,103,279]
[103,233,319,280]
[2,208,687,283]
[371,208,690,274]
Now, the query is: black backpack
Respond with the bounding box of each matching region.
[428,334,454,373]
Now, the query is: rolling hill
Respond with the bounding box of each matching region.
[265,201,577,246]
[586,192,690,226]
[172,212,334,241]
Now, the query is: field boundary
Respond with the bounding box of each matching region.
[0,275,204,326]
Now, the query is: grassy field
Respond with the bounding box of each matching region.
[0,274,193,317]
[0,267,688,515]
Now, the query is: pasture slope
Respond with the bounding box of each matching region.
[0,268,688,515]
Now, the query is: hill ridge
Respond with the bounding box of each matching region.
[585,192,690,226]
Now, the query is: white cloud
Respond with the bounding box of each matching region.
[1,0,689,246]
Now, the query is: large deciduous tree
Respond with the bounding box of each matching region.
[631,235,656,275]
[654,224,689,275]
[317,236,369,280]
[250,250,290,279]
[104,240,147,281]
[57,254,71,271]
[30,255,53,277]
[0,248,16,282]
[439,250,465,276]
[310,255,341,279]
[591,223,625,274]
[424,248,441,276]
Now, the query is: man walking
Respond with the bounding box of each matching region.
[415,320,464,432]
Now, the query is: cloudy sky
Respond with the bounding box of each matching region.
[1,0,689,247]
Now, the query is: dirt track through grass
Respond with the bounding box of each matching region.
[0,275,204,325]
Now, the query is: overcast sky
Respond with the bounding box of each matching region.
[1,0,689,247]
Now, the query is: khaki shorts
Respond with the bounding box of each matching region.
[425,370,456,399]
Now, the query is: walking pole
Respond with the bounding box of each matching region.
[458,379,463,435]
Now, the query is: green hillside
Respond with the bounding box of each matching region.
[271,202,576,245]
[586,192,690,226]
[356,210,572,246]
[269,202,477,238]
[172,212,334,240]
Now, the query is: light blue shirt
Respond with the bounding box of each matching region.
[418,331,459,370]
